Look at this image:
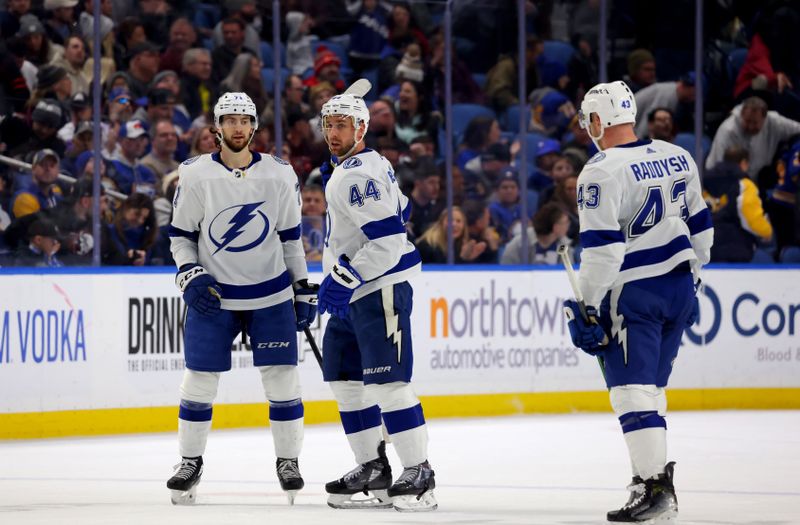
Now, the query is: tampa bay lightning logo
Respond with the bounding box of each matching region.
[343,157,362,169]
[208,202,270,254]
[586,152,606,164]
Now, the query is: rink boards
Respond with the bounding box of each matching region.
[1,265,799,439]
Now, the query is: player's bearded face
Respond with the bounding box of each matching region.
[324,115,362,157]
[219,115,254,152]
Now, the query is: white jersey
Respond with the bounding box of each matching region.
[576,139,714,307]
[170,152,308,310]
[323,148,420,302]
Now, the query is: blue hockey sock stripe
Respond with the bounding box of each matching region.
[618,410,667,433]
[269,398,304,421]
[339,405,381,435]
[178,399,213,422]
[382,403,425,435]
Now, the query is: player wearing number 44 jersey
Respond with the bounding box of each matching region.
[166,92,317,506]
[317,79,436,512]
[563,81,713,523]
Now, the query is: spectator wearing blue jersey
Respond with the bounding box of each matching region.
[489,170,523,243]
[11,148,63,220]
[349,0,389,75]
[102,193,158,266]
[527,138,561,192]
[109,119,158,196]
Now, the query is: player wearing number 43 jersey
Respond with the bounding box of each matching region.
[563,81,713,523]
[317,79,436,512]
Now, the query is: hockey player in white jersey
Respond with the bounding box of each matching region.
[563,80,713,523]
[166,92,317,505]
[316,80,437,512]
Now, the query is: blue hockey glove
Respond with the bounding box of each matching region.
[176,264,222,316]
[318,255,363,318]
[563,299,608,354]
[293,279,319,331]
[686,279,701,326]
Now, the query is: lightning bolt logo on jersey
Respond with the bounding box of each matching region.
[169,152,308,311]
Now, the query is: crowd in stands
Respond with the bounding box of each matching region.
[0,0,799,268]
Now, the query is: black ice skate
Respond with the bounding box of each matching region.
[325,441,393,509]
[387,460,437,512]
[167,456,203,505]
[276,457,304,505]
[607,462,678,523]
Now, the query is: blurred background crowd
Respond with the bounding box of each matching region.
[0,0,799,267]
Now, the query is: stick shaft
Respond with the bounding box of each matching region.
[304,327,323,369]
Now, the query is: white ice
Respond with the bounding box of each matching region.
[1,411,798,525]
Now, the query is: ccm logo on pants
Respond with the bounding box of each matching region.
[257,341,291,349]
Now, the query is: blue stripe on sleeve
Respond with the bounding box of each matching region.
[217,270,292,300]
[382,403,425,435]
[687,208,713,236]
[269,398,304,421]
[580,229,625,248]
[168,225,200,242]
[361,215,406,240]
[618,410,667,433]
[339,405,382,434]
[620,236,692,271]
[402,200,412,223]
[278,224,302,242]
[178,399,213,422]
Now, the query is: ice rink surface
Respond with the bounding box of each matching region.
[1,410,798,525]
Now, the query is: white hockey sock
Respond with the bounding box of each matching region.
[610,385,668,480]
[368,382,429,468]
[177,370,220,458]
[260,366,304,459]
[330,381,383,464]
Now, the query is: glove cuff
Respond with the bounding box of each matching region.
[330,259,363,290]
[176,264,209,292]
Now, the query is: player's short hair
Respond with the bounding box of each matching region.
[723,146,749,164]
[742,96,768,115]
[533,202,568,236]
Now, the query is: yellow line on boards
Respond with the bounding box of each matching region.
[1,388,798,440]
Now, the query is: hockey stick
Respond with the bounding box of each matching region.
[303,327,323,369]
[557,245,609,345]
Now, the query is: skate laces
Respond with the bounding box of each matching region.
[343,463,367,483]
[172,458,198,480]
[277,459,301,479]
[623,481,646,509]
[396,464,421,485]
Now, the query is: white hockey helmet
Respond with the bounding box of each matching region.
[321,93,370,133]
[578,80,636,149]
[213,92,258,130]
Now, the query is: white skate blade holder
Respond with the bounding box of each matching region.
[393,490,438,512]
[170,483,199,505]
[634,508,678,524]
[327,489,393,509]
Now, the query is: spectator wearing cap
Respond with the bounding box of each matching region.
[102,193,158,266]
[706,96,800,181]
[634,73,696,138]
[703,146,773,262]
[211,17,257,85]
[394,80,440,147]
[151,70,192,130]
[160,18,198,74]
[10,99,67,158]
[110,119,158,196]
[140,119,179,182]
[624,49,657,93]
[51,34,90,96]
[463,142,512,199]
[56,92,91,144]
[286,11,315,76]
[457,115,501,172]
[489,169,524,243]
[462,199,500,264]
[212,0,262,63]
[485,35,542,113]
[304,47,345,92]
[348,0,388,76]
[180,48,215,121]
[61,120,94,174]
[43,0,79,46]
[49,178,104,263]
[1,0,33,38]
[11,149,63,219]
[106,86,134,125]
[528,87,577,139]
[14,218,64,267]
[527,138,562,192]
[407,156,444,238]
[501,202,573,265]
[17,14,64,67]
[28,64,72,109]
[646,107,676,143]
[125,41,162,100]
[133,88,178,131]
